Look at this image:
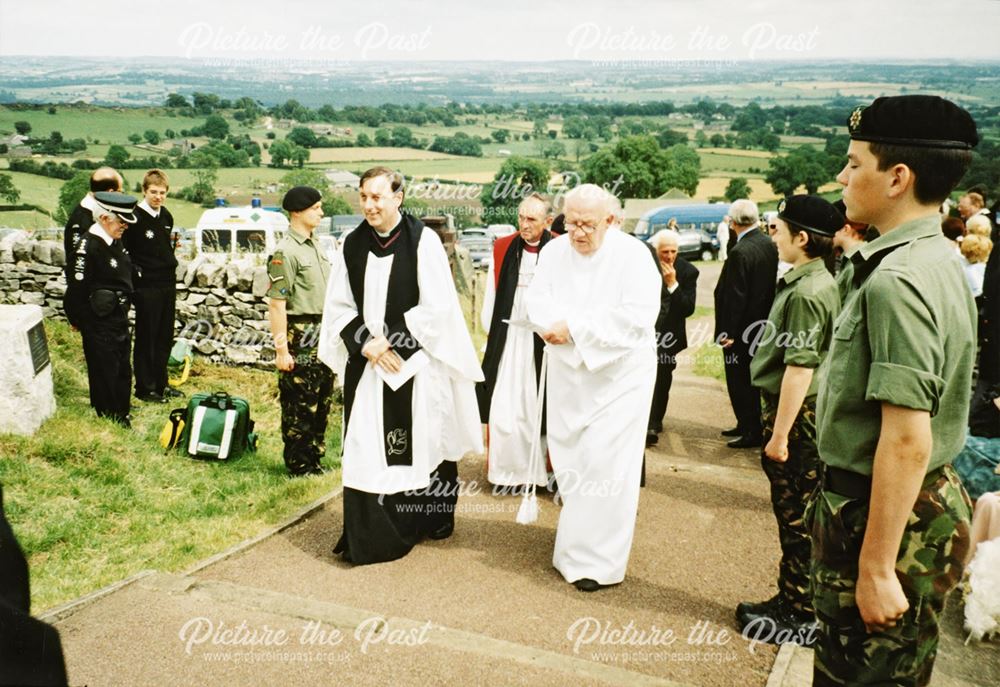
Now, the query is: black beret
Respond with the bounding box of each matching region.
[281,185,322,212]
[93,191,138,224]
[777,195,845,237]
[847,95,978,150]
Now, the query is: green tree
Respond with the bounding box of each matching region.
[143,129,161,145]
[280,168,326,190]
[657,129,687,148]
[0,173,20,204]
[582,136,700,199]
[287,126,319,148]
[539,140,566,160]
[373,128,392,146]
[709,133,726,147]
[356,133,373,147]
[323,195,353,217]
[724,177,751,202]
[56,172,91,223]
[201,115,229,140]
[105,144,130,168]
[532,118,546,139]
[164,128,176,140]
[128,133,142,145]
[490,129,509,144]
[165,93,188,108]
[480,156,550,226]
[14,121,31,136]
[765,146,839,196]
[179,165,219,206]
[694,130,708,148]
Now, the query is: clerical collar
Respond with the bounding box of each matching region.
[88,223,114,246]
[371,214,404,249]
[138,199,159,218]
[524,240,540,254]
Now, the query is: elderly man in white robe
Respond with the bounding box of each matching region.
[318,166,483,565]
[525,184,661,591]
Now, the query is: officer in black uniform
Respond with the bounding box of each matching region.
[63,192,139,428]
[123,169,179,403]
[62,166,122,281]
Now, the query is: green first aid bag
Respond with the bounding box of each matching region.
[177,391,258,461]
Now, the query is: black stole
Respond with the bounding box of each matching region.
[476,231,551,422]
[341,213,422,467]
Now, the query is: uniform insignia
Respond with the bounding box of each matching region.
[279,287,287,295]
[75,273,84,281]
[849,106,864,133]
[777,199,786,214]
[110,258,118,268]
[271,259,283,265]
[386,429,408,456]
[145,230,154,239]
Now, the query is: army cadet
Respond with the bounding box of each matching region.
[62,191,139,428]
[811,95,979,686]
[124,169,179,403]
[737,195,843,642]
[266,186,334,477]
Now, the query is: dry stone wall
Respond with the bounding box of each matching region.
[0,232,278,367]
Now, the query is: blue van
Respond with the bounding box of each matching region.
[634,203,729,260]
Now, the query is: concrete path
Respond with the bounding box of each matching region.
[45,306,998,686]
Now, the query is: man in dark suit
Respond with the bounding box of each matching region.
[647,229,699,445]
[714,199,778,448]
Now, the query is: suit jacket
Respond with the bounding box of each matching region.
[657,256,699,354]
[714,227,778,344]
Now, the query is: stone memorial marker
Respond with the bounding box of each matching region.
[0,304,56,436]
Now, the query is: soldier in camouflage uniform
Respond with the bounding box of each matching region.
[738,195,843,642]
[267,186,334,476]
[810,96,979,685]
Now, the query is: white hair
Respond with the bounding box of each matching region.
[564,183,614,215]
[729,199,760,227]
[651,229,680,248]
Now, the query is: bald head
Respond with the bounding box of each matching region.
[564,184,616,256]
[90,167,123,193]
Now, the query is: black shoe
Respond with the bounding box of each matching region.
[739,604,818,647]
[428,522,454,540]
[736,594,783,629]
[136,391,167,403]
[727,435,762,449]
[645,430,658,446]
[721,426,742,437]
[573,578,602,592]
[163,386,185,398]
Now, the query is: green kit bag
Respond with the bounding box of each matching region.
[177,391,258,461]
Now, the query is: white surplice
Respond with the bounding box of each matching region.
[525,229,660,585]
[318,227,484,495]
[480,249,548,486]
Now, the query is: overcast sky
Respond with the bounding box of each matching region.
[2,0,999,62]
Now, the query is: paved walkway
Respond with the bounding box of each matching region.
[45,309,998,686]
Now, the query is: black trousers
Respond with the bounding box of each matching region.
[132,284,176,396]
[80,313,132,424]
[723,339,761,438]
[648,350,677,431]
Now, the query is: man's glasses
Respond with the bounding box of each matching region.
[565,221,600,234]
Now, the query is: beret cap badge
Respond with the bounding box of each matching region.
[849,107,864,133]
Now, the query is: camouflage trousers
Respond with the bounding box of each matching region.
[808,465,972,686]
[278,321,335,476]
[760,392,820,616]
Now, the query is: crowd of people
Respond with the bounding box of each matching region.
[10,93,996,687]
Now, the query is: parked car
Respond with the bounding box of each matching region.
[460,227,490,239]
[634,203,728,261]
[459,235,493,269]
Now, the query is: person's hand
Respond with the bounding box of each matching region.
[375,349,403,374]
[661,261,677,287]
[276,350,295,372]
[542,321,571,345]
[362,335,391,364]
[856,568,909,633]
[993,397,1000,412]
[764,434,788,462]
[721,338,735,349]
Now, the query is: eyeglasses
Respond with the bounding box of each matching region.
[565,221,600,235]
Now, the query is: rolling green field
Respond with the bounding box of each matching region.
[0,107,201,143]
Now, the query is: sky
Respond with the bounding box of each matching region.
[1,0,999,62]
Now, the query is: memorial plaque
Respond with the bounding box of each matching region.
[27,321,50,375]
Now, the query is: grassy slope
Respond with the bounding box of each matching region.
[0,320,341,611]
